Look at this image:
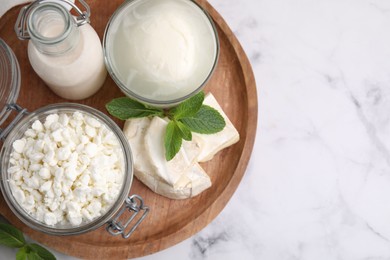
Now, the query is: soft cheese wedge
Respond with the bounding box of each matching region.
[144,117,199,187]
[122,92,239,199]
[123,117,162,190]
[123,117,210,199]
[193,93,240,162]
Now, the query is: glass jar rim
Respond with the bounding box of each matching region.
[102,0,220,107]
[0,38,21,126]
[0,103,134,235]
[27,2,73,45]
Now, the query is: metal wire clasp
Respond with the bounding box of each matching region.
[0,104,28,141]
[15,0,91,40]
[106,195,149,239]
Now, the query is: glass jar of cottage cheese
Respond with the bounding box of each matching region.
[0,38,148,238]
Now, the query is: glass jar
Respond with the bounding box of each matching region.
[15,0,107,101]
[103,0,220,108]
[0,38,148,238]
[0,38,20,126]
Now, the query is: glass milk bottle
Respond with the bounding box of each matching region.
[15,0,107,100]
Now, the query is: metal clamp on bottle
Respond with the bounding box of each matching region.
[106,195,149,239]
[15,0,91,40]
[0,104,28,141]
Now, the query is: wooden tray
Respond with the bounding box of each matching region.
[0,0,257,258]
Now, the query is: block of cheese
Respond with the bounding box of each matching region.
[123,117,210,199]
[192,93,240,162]
[122,92,239,199]
[144,117,199,187]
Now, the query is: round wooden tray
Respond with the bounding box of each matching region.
[0,0,257,258]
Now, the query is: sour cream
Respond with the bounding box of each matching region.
[104,0,218,103]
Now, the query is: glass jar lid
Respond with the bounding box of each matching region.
[0,38,21,126]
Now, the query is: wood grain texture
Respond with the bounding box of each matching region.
[0,0,258,258]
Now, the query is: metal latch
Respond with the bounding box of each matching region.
[0,104,28,141]
[15,0,91,40]
[106,195,149,239]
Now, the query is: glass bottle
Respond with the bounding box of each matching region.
[15,0,107,100]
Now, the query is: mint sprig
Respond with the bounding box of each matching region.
[170,91,205,119]
[106,97,164,120]
[106,91,226,161]
[165,121,184,161]
[181,105,225,134]
[0,223,55,260]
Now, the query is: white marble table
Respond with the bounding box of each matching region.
[3,0,390,259]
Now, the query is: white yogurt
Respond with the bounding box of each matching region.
[105,0,218,102]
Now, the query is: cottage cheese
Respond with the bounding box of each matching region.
[8,112,125,227]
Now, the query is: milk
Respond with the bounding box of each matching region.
[20,1,107,101]
[28,23,107,100]
[28,24,107,100]
[106,0,218,102]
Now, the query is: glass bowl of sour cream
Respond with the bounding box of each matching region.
[103,0,219,107]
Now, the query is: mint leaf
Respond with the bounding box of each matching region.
[181,105,225,134]
[171,91,204,120]
[27,244,56,260]
[26,251,43,260]
[106,97,163,120]
[16,246,29,260]
[164,121,183,161]
[106,91,227,161]
[0,223,25,248]
[176,121,192,141]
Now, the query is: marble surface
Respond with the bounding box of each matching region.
[2,0,390,259]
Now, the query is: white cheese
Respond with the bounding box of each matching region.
[122,92,239,199]
[12,139,26,154]
[124,117,209,199]
[144,117,196,186]
[136,162,210,199]
[8,112,125,227]
[192,93,240,162]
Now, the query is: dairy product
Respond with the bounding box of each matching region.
[124,117,210,199]
[8,112,125,227]
[193,93,240,162]
[122,93,239,199]
[28,22,107,100]
[105,0,218,101]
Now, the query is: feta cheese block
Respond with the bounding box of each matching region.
[193,93,240,162]
[144,117,199,187]
[123,92,239,199]
[124,117,210,199]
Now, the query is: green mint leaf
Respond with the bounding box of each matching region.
[181,105,226,134]
[106,97,163,120]
[16,246,29,260]
[0,223,25,248]
[176,121,192,141]
[26,251,43,260]
[27,244,56,260]
[164,121,183,161]
[170,91,205,120]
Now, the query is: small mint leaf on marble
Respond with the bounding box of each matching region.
[0,223,25,248]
